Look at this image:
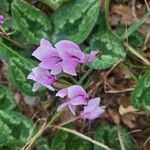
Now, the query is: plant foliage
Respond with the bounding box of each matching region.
[0,110,33,149]
[51,125,92,150]
[0,86,16,111]
[11,0,52,44]
[132,73,150,111]
[51,0,100,44]
[94,125,134,150]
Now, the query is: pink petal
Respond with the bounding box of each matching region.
[40,39,52,47]
[68,85,87,98]
[56,88,68,98]
[32,39,57,61]
[69,104,76,115]
[81,107,105,120]
[0,15,4,25]
[85,51,97,63]
[27,72,35,80]
[57,102,69,111]
[70,96,87,106]
[55,40,81,59]
[32,82,41,92]
[32,67,50,79]
[62,58,79,76]
[39,74,55,84]
[83,98,101,113]
[42,83,55,91]
[69,49,85,63]
[50,62,63,75]
[28,67,56,91]
[39,57,61,69]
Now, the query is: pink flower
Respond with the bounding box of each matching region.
[80,97,105,120]
[85,51,97,63]
[56,85,88,115]
[32,39,85,76]
[27,67,56,92]
[0,15,4,25]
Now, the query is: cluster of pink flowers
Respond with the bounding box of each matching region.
[28,39,105,120]
[0,15,4,25]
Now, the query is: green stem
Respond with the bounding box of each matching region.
[78,68,93,85]
[22,110,63,150]
[42,0,67,10]
[105,0,110,32]
[55,126,112,150]
[124,42,150,65]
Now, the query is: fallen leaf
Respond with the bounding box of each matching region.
[119,105,138,115]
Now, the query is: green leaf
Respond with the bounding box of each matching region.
[0,40,33,60]
[120,11,150,40]
[116,26,144,50]
[51,0,100,44]
[8,57,41,96]
[132,73,150,111]
[0,86,16,111]
[94,125,133,150]
[0,110,33,149]
[42,0,70,10]
[104,0,110,31]
[37,138,51,150]
[11,0,52,44]
[90,32,126,70]
[51,124,92,150]
[0,42,41,96]
[0,0,10,13]
[0,41,17,60]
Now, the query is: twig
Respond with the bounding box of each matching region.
[143,136,150,150]
[142,28,150,50]
[55,126,112,150]
[144,0,150,11]
[117,126,126,150]
[105,87,134,94]
[56,116,80,128]
[132,0,138,20]
[124,42,150,65]
[22,110,63,150]
[78,68,93,85]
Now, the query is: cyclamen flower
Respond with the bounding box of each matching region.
[27,67,56,92]
[0,15,4,25]
[56,85,88,115]
[32,39,85,76]
[80,97,105,120]
[85,51,98,63]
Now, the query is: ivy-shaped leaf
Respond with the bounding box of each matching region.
[0,110,33,149]
[0,0,10,13]
[42,0,70,10]
[8,57,41,96]
[37,138,51,150]
[51,0,100,44]
[0,86,16,111]
[51,124,92,150]
[132,73,150,111]
[0,42,43,96]
[0,41,16,60]
[94,125,133,150]
[90,32,126,70]
[115,26,144,50]
[11,0,52,44]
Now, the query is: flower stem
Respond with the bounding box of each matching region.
[55,126,112,150]
[124,42,150,65]
[78,68,93,85]
[22,110,63,150]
